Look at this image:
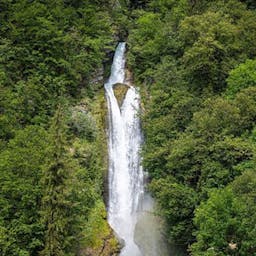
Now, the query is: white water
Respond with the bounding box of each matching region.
[105,43,178,256]
[105,42,144,256]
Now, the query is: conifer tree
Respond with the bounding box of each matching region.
[40,105,73,256]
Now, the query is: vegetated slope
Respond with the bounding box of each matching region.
[127,0,256,255]
[1,0,256,255]
[0,1,122,255]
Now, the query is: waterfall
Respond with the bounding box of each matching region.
[105,42,144,256]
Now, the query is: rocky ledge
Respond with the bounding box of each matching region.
[113,83,130,107]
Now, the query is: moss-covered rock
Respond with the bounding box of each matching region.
[113,83,129,107]
[78,201,120,256]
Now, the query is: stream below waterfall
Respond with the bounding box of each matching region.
[105,42,187,256]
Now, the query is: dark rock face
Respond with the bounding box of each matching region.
[129,0,149,9]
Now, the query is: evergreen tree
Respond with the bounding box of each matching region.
[40,106,73,256]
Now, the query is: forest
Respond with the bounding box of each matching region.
[0,0,256,255]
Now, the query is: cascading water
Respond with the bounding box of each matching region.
[105,43,178,256]
[105,42,144,256]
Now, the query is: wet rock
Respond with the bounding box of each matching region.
[125,69,134,86]
[113,83,130,107]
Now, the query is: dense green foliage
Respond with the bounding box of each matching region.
[128,0,256,254]
[1,0,256,255]
[191,170,256,255]
[0,1,119,255]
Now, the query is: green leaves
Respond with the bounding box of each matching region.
[150,178,197,244]
[179,10,243,91]
[0,1,115,254]
[191,171,256,255]
[129,0,256,251]
[192,187,239,255]
[0,0,114,132]
[226,59,256,97]
[0,126,50,255]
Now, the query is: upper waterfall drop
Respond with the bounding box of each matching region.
[104,43,126,90]
[105,42,144,256]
